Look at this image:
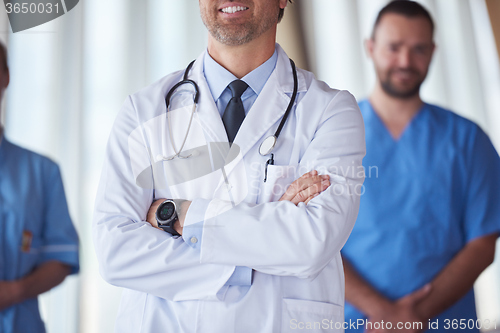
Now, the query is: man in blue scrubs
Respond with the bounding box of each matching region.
[0,42,79,332]
[342,1,500,332]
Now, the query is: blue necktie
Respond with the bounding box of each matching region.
[222,80,248,143]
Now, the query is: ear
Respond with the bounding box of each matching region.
[279,0,288,10]
[365,38,374,59]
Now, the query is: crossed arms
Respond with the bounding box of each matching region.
[146,170,331,235]
[92,90,365,301]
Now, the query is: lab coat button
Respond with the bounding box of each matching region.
[190,237,198,244]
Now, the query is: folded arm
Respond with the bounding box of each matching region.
[146,170,332,234]
[188,91,365,279]
[0,261,71,311]
[415,233,497,320]
[93,97,237,301]
[94,90,364,299]
[145,171,331,286]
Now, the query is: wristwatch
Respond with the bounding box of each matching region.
[155,199,181,236]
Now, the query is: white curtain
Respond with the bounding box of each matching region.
[2,1,207,332]
[1,1,499,332]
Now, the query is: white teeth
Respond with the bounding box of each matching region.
[221,6,247,14]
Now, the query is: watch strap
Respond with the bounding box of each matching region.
[158,220,181,237]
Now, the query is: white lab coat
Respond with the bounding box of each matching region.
[93,45,365,333]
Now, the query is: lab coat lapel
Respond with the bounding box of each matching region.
[233,45,307,160]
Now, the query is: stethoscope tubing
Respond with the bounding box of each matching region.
[274,59,298,141]
[164,57,298,163]
[165,60,199,110]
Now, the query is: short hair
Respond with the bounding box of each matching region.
[0,41,7,71]
[371,0,434,39]
[278,0,293,23]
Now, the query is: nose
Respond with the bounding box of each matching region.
[397,48,411,68]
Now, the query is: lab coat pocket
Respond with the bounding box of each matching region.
[260,164,298,203]
[282,298,344,333]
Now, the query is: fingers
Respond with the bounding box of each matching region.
[279,170,314,201]
[304,193,319,205]
[281,170,317,201]
[409,284,432,304]
[279,170,322,201]
[400,284,432,306]
[291,177,330,205]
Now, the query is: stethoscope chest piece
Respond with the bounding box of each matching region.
[259,135,277,156]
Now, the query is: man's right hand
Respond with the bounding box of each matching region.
[279,170,330,205]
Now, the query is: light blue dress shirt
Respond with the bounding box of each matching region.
[0,136,79,333]
[181,49,278,286]
[203,47,278,118]
[342,100,500,333]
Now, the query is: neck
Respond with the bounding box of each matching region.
[370,81,423,121]
[207,27,277,79]
[369,81,424,139]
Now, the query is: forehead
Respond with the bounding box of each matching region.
[374,13,433,45]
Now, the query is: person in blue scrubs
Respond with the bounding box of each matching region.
[342,1,500,332]
[0,42,79,333]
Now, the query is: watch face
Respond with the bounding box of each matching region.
[158,202,175,221]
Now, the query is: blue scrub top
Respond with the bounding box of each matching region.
[0,137,79,333]
[342,100,500,333]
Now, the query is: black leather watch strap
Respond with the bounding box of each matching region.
[158,220,181,237]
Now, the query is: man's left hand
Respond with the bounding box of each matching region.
[365,284,431,333]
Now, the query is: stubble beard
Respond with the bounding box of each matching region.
[380,68,425,99]
[200,6,279,46]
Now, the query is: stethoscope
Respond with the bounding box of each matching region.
[164,58,298,182]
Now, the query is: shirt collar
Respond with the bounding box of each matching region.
[203,47,278,102]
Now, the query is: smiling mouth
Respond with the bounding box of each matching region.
[220,6,249,14]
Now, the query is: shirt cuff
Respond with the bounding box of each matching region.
[224,266,253,286]
[38,246,80,274]
[182,198,211,249]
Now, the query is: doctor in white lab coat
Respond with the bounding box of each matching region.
[93,0,365,332]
